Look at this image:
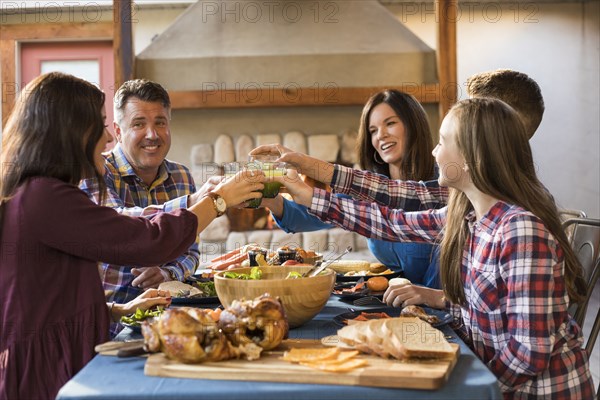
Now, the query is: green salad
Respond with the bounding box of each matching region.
[223,266,263,280]
[223,267,302,280]
[120,307,164,327]
[194,281,217,296]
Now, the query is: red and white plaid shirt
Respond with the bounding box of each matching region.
[309,165,594,399]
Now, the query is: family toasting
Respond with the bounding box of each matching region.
[249,97,593,398]
[0,70,593,400]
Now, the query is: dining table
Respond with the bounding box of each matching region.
[57,296,502,400]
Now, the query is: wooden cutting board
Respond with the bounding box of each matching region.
[144,339,460,390]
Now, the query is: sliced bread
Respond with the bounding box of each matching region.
[336,320,372,354]
[383,317,454,359]
[364,318,391,358]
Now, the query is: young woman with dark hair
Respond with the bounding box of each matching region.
[0,72,261,399]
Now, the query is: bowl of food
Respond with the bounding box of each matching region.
[214,265,335,328]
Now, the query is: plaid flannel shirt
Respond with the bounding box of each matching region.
[309,166,593,399]
[330,164,448,210]
[79,145,200,305]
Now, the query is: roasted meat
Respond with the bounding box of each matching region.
[399,305,440,325]
[142,308,261,363]
[219,294,289,350]
[141,294,288,363]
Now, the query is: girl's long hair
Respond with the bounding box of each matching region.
[441,98,586,305]
[357,90,435,180]
[0,72,107,225]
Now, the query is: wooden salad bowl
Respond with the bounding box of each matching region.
[214,265,335,328]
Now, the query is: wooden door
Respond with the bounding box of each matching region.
[20,41,116,146]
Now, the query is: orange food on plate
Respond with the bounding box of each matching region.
[332,281,366,295]
[346,312,391,324]
[366,276,389,292]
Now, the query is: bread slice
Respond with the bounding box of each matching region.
[336,320,372,354]
[158,281,201,297]
[382,317,454,359]
[364,318,391,358]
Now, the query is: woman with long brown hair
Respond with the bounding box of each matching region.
[262,90,447,299]
[254,98,593,398]
[0,72,261,399]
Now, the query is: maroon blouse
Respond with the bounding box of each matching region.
[0,177,197,399]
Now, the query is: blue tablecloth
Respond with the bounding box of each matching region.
[57,297,502,400]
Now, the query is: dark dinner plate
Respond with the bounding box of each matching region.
[332,282,385,301]
[332,306,452,328]
[170,296,220,305]
[335,270,402,283]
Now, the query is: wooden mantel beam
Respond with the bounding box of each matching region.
[169,84,440,109]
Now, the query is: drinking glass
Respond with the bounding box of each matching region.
[248,155,287,199]
[223,161,263,208]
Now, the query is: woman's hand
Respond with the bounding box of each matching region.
[215,169,265,208]
[110,288,172,320]
[273,169,314,208]
[250,144,335,184]
[188,175,225,206]
[383,283,445,309]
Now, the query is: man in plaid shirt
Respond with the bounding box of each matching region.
[80,80,219,326]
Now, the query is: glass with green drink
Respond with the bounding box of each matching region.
[248,155,287,199]
[222,161,264,208]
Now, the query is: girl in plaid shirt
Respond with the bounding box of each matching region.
[255,98,594,399]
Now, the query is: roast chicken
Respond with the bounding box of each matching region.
[141,294,288,363]
[219,294,289,350]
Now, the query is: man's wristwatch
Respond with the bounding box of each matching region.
[205,191,226,217]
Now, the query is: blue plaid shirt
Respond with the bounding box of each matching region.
[79,145,200,305]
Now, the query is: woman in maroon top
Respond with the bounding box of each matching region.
[0,72,263,400]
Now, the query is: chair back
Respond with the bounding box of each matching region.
[559,209,587,241]
[562,217,600,326]
[561,217,600,398]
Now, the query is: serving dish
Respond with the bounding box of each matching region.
[335,270,402,283]
[332,306,452,328]
[331,281,385,301]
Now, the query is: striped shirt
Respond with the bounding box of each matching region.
[309,165,593,399]
[79,145,200,305]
